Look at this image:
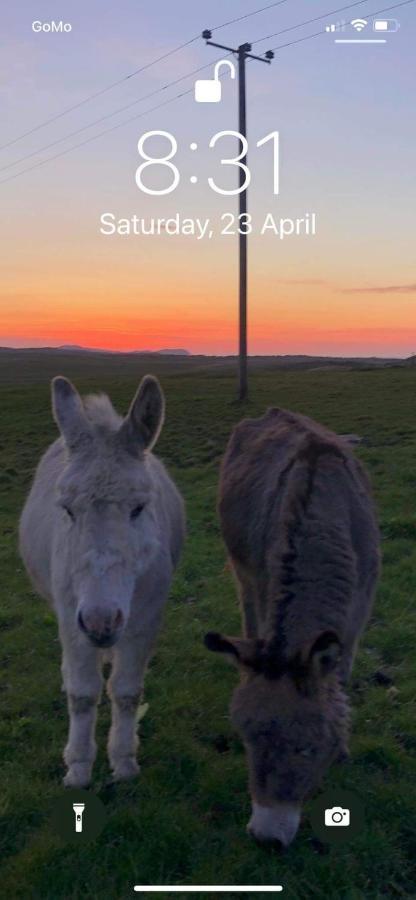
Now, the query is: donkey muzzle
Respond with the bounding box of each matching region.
[77,607,124,647]
[247,802,301,848]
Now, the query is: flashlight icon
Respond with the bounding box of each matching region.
[73,803,85,833]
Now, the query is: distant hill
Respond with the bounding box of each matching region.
[58,344,85,351]
[157,349,189,356]
[55,345,191,356]
[0,345,190,356]
[57,346,190,356]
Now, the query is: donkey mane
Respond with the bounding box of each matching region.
[83,393,123,431]
[265,434,356,655]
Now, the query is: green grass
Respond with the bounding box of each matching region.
[1,362,416,899]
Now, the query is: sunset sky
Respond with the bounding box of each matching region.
[1,0,415,355]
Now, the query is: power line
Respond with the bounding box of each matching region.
[0,56,230,174]
[0,62,233,186]
[0,36,200,154]
[211,0,290,31]
[0,0,376,174]
[1,0,413,187]
[0,88,196,186]
[5,0,410,176]
[0,0,291,154]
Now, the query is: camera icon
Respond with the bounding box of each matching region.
[325,806,350,827]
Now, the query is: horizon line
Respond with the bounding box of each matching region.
[0,344,412,361]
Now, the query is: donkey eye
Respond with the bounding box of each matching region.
[130,504,145,520]
[63,505,74,520]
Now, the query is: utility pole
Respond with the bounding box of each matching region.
[202,31,273,400]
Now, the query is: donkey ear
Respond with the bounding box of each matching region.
[51,377,90,451]
[308,630,342,679]
[204,632,262,669]
[119,375,165,453]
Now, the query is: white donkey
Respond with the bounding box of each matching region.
[19,375,185,787]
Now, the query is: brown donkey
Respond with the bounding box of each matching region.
[205,406,380,846]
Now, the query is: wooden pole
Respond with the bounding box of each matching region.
[238,45,248,402]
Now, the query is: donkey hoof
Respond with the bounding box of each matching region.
[63,762,92,788]
[112,757,140,781]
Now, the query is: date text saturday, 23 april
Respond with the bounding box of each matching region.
[99,212,317,241]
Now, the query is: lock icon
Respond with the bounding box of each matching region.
[195,59,236,103]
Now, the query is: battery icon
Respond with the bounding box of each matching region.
[373,18,400,31]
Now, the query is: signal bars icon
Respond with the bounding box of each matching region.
[325,20,346,32]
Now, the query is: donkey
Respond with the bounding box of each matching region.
[205,406,380,846]
[19,375,185,788]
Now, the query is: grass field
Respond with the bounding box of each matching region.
[1,357,416,899]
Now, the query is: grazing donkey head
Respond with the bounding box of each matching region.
[52,375,165,648]
[205,630,349,847]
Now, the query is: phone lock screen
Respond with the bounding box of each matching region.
[1,2,415,898]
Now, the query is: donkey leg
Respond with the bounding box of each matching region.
[107,624,160,781]
[61,638,102,787]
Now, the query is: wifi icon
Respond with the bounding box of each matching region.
[351,18,368,31]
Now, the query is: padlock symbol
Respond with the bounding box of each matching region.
[195,60,236,103]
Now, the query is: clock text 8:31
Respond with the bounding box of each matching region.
[135,130,280,196]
